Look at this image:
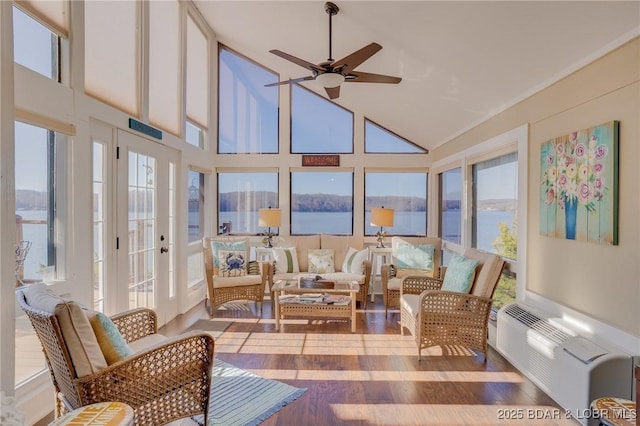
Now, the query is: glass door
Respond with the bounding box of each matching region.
[116,130,177,325]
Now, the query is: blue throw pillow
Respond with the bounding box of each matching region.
[441,254,479,293]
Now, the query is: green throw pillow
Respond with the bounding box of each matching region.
[308,249,335,274]
[441,254,479,293]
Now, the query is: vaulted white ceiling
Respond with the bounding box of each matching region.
[195,1,640,152]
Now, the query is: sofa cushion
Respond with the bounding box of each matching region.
[308,249,335,274]
[387,276,404,290]
[88,311,134,365]
[273,247,300,274]
[218,249,247,277]
[390,236,442,278]
[400,294,420,319]
[128,333,168,353]
[55,301,109,377]
[278,235,320,272]
[320,235,364,272]
[213,274,263,288]
[442,254,479,293]
[464,249,505,298]
[342,247,368,274]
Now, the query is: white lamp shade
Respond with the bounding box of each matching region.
[316,72,345,88]
[370,208,394,227]
[258,208,281,227]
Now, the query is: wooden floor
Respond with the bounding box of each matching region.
[160,296,578,426]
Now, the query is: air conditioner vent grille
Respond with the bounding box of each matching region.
[503,304,570,344]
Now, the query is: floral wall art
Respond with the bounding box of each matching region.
[540,121,619,245]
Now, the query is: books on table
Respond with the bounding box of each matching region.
[278,293,350,305]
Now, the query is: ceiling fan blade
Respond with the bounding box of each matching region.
[325,86,340,99]
[332,42,382,74]
[269,49,325,73]
[346,71,402,84]
[265,76,315,87]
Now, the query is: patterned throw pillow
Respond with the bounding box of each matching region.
[308,249,335,274]
[210,239,247,268]
[218,250,247,277]
[342,247,368,274]
[441,253,479,293]
[272,247,300,274]
[392,239,435,271]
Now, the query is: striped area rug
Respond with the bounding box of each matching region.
[194,358,306,426]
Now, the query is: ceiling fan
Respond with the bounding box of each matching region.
[265,1,401,99]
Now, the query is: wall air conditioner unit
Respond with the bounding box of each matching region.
[497,303,633,426]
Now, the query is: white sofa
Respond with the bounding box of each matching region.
[267,234,372,308]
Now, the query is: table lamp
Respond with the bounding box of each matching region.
[258,207,281,247]
[370,207,394,248]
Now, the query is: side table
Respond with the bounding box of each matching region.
[49,402,134,426]
[368,246,393,302]
[590,397,636,426]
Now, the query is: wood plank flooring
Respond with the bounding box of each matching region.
[160,296,578,425]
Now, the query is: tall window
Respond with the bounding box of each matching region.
[291,172,353,235]
[439,168,462,245]
[15,121,67,386]
[13,5,60,81]
[188,170,204,243]
[472,152,518,310]
[15,121,66,281]
[364,119,425,153]
[93,142,106,312]
[291,85,353,153]
[218,172,278,234]
[218,46,278,153]
[365,172,427,236]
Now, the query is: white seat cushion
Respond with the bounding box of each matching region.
[400,294,420,319]
[213,274,262,288]
[128,333,168,353]
[387,277,403,290]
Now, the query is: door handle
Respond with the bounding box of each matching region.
[160,247,169,254]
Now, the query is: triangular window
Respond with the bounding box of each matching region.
[365,119,426,153]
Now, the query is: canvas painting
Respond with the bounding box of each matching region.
[540,121,619,245]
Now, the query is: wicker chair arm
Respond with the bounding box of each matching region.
[419,290,493,322]
[402,276,444,295]
[75,331,215,422]
[110,308,157,343]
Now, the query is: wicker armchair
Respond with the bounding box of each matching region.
[381,237,442,316]
[399,248,505,361]
[16,287,215,425]
[203,236,268,315]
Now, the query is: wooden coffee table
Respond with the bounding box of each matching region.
[273,278,359,333]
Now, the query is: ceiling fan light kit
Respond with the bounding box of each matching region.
[265,1,401,99]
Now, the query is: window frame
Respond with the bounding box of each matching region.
[364,118,427,154]
[430,125,528,310]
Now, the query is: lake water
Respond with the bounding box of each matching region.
[18,209,515,279]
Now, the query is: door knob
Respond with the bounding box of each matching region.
[160,247,169,254]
